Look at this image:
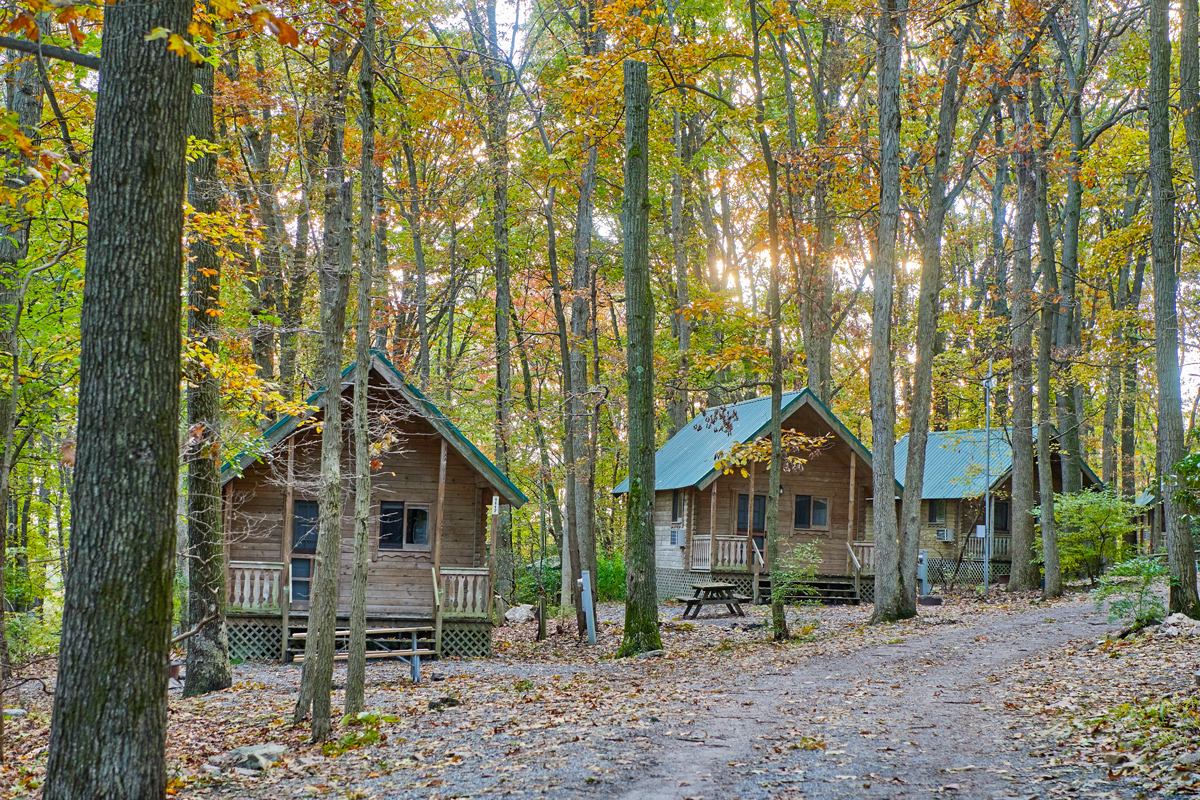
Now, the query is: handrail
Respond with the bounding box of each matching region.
[845,541,862,572]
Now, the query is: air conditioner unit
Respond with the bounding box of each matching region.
[936,528,955,543]
[669,529,686,547]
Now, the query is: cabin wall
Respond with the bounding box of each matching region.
[225,376,493,621]
[671,402,874,592]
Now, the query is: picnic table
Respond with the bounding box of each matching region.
[675,582,749,619]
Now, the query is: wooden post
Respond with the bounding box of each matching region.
[280,442,294,661]
[223,483,232,605]
[433,438,447,578]
[748,460,758,602]
[488,495,498,622]
[709,482,717,561]
[847,453,857,574]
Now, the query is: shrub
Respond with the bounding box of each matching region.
[770,541,823,605]
[595,551,626,602]
[1093,555,1169,627]
[1035,489,1136,584]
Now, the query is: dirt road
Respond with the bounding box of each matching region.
[614,599,1126,800]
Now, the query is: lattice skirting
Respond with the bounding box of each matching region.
[926,558,1011,586]
[859,582,875,605]
[711,573,753,597]
[228,617,283,661]
[657,567,706,601]
[441,621,492,658]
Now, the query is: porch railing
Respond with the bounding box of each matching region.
[690,537,711,571]
[439,567,492,620]
[712,536,749,570]
[228,561,284,613]
[966,534,1012,561]
[849,542,875,575]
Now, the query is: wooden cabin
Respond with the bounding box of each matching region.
[220,349,527,661]
[614,390,886,604]
[884,428,1101,585]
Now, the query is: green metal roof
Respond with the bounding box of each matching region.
[613,388,888,494]
[894,427,1102,500]
[220,349,527,507]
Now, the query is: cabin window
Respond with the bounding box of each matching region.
[379,501,405,550]
[407,506,430,547]
[671,489,682,522]
[291,557,311,602]
[928,499,946,524]
[993,500,1010,532]
[737,494,766,533]
[794,496,830,529]
[292,500,319,554]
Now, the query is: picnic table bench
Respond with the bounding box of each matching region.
[675,582,747,619]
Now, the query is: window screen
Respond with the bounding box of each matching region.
[671,489,681,522]
[407,506,430,546]
[737,495,766,533]
[379,501,405,550]
[928,499,946,524]
[994,501,1010,532]
[291,557,311,601]
[795,495,812,529]
[292,501,319,553]
[812,497,829,527]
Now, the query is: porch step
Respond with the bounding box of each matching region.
[758,578,860,605]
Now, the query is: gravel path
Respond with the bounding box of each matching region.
[613,599,1128,800]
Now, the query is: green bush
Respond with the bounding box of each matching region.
[1035,489,1136,584]
[1093,555,1168,627]
[770,541,823,605]
[595,552,626,602]
[514,559,561,605]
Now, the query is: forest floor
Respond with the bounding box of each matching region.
[2,588,1198,799]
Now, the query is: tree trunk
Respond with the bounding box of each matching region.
[346,0,376,717]
[1120,251,1146,499]
[1181,0,1200,202]
[293,39,353,742]
[751,0,787,640]
[1148,0,1200,616]
[476,0,515,605]
[617,60,661,658]
[1032,65,1062,598]
[571,134,599,624]
[183,45,231,697]
[1008,91,1038,592]
[43,0,192,792]
[870,0,906,624]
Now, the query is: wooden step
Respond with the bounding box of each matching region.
[292,649,437,664]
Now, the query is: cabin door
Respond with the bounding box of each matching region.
[736,493,767,568]
[289,500,319,612]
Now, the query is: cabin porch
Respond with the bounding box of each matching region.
[224,560,495,661]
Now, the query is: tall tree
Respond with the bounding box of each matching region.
[346,0,377,717]
[617,59,661,658]
[870,0,908,623]
[293,37,354,742]
[1008,86,1038,591]
[184,36,232,697]
[1147,0,1200,616]
[43,0,193,792]
[751,0,787,641]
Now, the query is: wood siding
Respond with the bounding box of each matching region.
[224,373,493,619]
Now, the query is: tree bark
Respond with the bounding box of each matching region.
[1148,0,1200,616]
[1032,65,1062,598]
[617,60,661,657]
[183,42,231,697]
[1181,0,1200,202]
[870,0,906,624]
[1008,90,1038,591]
[293,39,353,741]
[43,0,192,792]
[751,0,787,640]
[345,0,376,717]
